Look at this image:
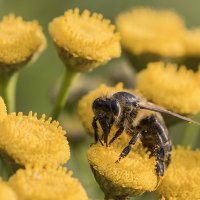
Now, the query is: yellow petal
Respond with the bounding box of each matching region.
[136,62,200,114]
[0,112,70,167]
[8,167,89,200]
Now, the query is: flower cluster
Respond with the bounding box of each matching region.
[0,98,88,200]
[116,7,200,59]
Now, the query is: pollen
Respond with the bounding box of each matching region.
[0,178,18,200]
[0,14,46,68]
[87,141,158,198]
[78,83,124,136]
[116,7,185,57]
[0,97,7,121]
[8,167,89,200]
[156,146,200,200]
[49,8,121,71]
[136,62,200,114]
[0,112,70,167]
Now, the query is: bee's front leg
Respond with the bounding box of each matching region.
[92,117,103,145]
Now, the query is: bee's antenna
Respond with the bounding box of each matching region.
[139,102,200,126]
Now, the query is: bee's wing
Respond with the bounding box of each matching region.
[139,102,200,126]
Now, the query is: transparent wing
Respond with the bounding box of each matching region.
[139,102,200,126]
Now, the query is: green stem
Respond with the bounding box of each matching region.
[181,113,200,148]
[0,71,18,113]
[51,68,79,120]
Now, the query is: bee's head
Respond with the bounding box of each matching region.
[92,97,120,144]
[93,97,120,118]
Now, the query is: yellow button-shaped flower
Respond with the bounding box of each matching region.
[0,14,46,70]
[156,147,200,200]
[0,178,18,200]
[136,62,200,114]
[88,140,158,198]
[116,7,185,57]
[49,8,121,71]
[8,167,89,200]
[0,112,70,167]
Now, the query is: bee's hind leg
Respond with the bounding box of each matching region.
[155,147,165,176]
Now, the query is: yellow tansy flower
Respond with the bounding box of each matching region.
[88,140,158,198]
[49,8,121,71]
[8,167,89,200]
[0,112,70,167]
[0,97,7,121]
[0,14,46,71]
[136,62,200,114]
[78,83,124,136]
[116,7,185,58]
[0,178,18,200]
[156,147,200,200]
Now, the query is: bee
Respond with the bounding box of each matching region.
[92,91,200,176]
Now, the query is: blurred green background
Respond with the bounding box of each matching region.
[1,0,200,199]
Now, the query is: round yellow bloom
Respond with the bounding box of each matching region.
[0,178,18,200]
[8,167,89,200]
[0,97,7,121]
[78,83,125,136]
[88,140,158,198]
[116,7,185,57]
[0,112,70,167]
[136,62,200,114]
[49,8,121,71]
[0,14,46,70]
[156,147,200,200]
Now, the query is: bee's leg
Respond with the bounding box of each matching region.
[109,126,124,145]
[116,133,140,163]
[155,146,165,176]
[92,117,103,145]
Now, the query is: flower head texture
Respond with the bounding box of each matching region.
[116,7,185,57]
[78,83,124,136]
[0,97,7,121]
[156,147,200,200]
[0,112,70,167]
[0,14,46,70]
[49,8,121,71]
[0,178,18,200]
[88,140,158,198]
[8,167,89,200]
[136,62,200,114]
